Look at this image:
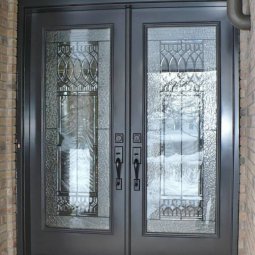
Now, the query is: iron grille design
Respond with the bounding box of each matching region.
[57,194,98,216]
[159,40,205,221]
[160,199,203,219]
[57,42,98,92]
[161,40,204,73]
[55,42,99,217]
[45,29,111,230]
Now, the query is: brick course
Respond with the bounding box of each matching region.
[0,0,17,254]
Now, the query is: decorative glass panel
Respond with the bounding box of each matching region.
[44,29,111,230]
[146,26,217,234]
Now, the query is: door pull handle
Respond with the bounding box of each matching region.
[133,147,141,191]
[116,158,122,190]
[134,158,140,191]
[57,132,63,147]
[134,159,139,180]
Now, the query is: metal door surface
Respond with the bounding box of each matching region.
[130,6,236,255]
[27,9,126,255]
[21,4,238,255]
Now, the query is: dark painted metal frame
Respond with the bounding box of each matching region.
[143,21,221,239]
[233,27,240,255]
[17,7,127,255]
[20,0,227,7]
[130,6,239,255]
[16,1,240,255]
[40,23,115,234]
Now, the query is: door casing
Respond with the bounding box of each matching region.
[16,1,240,255]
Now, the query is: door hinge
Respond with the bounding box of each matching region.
[15,139,21,149]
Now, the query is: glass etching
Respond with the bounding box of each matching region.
[146,27,217,234]
[45,29,111,230]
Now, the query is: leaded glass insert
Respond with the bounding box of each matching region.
[44,29,111,230]
[146,26,217,234]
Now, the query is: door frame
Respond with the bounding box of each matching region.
[16,1,240,255]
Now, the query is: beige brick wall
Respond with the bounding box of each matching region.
[0,0,17,254]
[239,0,255,255]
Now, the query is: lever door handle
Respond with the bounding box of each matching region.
[115,158,122,190]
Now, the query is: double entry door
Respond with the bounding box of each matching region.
[25,5,237,255]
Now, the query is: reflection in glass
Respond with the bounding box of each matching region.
[45,29,111,230]
[57,94,98,217]
[146,27,217,234]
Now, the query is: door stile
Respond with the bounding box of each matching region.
[17,10,33,255]
[232,26,240,255]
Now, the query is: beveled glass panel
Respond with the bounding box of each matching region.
[44,29,111,230]
[146,26,217,234]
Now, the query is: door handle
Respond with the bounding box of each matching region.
[115,146,123,190]
[115,158,122,190]
[116,158,121,179]
[116,158,122,190]
[134,159,139,180]
[134,159,140,191]
[133,147,141,191]
[57,132,63,147]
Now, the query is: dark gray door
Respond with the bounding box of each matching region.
[25,5,237,255]
[28,9,126,255]
[130,6,236,255]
